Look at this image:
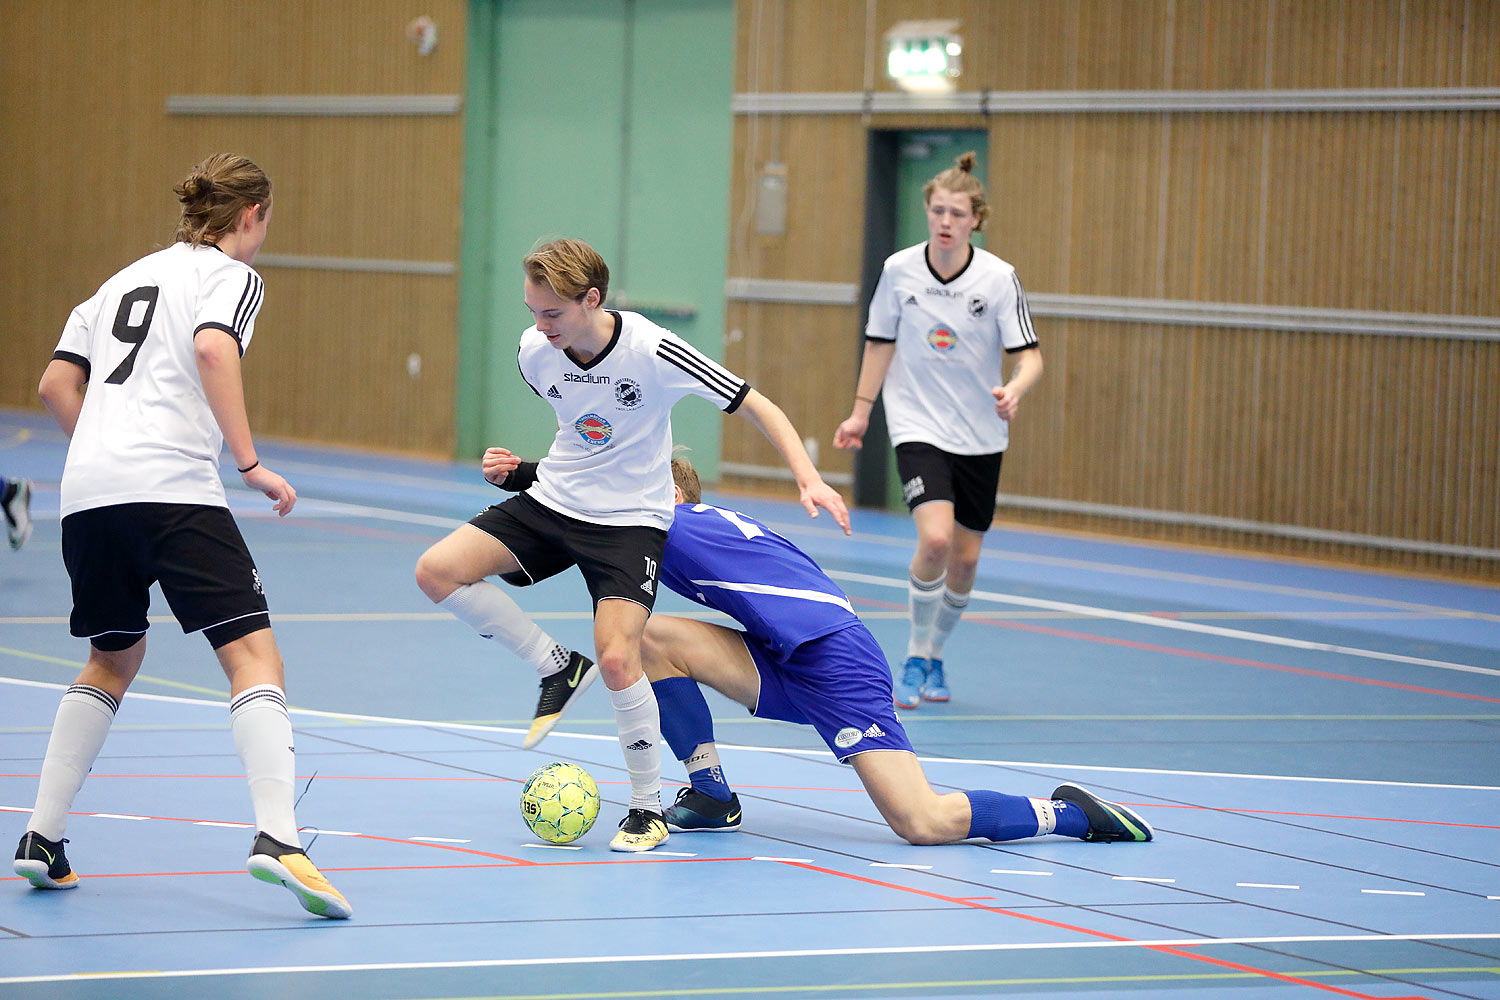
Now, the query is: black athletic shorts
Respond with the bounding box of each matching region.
[894,442,1004,533]
[468,493,667,612]
[60,502,271,651]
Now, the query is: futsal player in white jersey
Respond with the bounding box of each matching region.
[835,153,1044,709]
[641,457,1150,846]
[15,154,351,919]
[415,238,849,852]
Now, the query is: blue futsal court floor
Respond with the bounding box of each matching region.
[2,407,1498,1000]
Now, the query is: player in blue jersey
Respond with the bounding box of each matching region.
[640,457,1151,846]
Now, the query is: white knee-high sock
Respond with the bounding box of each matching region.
[28,684,118,840]
[608,675,662,812]
[441,581,571,675]
[929,587,970,658]
[230,684,300,847]
[906,572,945,659]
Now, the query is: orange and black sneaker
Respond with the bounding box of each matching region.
[14,831,79,889]
[247,832,352,919]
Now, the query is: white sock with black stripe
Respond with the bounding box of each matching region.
[929,587,970,658]
[441,581,571,675]
[28,684,119,840]
[906,572,945,659]
[230,684,300,846]
[609,675,663,812]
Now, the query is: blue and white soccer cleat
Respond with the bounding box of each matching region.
[894,656,926,709]
[919,658,950,702]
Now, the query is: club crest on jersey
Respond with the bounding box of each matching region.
[614,378,644,409]
[574,412,613,446]
[926,325,958,352]
[968,295,987,317]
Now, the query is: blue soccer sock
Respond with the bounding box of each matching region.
[964,790,1090,841]
[651,676,732,802]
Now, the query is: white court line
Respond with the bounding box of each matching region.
[410,836,471,844]
[1361,889,1426,896]
[828,568,1500,679]
[753,856,813,863]
[523,843,583,851]
[4,676,1499,792]
[1113,876,1176,883]
[870,862,932,870]
[991,869,1053,876]
[4,932,1499,985]
[235,489,1500,681]
[194,821,252,829]
[1237,882,1300,890]
[89,813,148,821]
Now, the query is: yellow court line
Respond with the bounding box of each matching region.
[407,966,1500,1000]
[0,647,229,699]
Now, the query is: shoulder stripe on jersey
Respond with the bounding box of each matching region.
[516,342,542,398]
[1011,272,1037,345]
[656,339,744,400]
[688,578,855,614]
[232,272,264,337]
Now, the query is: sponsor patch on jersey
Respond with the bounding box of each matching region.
[926,325,958,352]
[968,295,987,317]
[834,726,863,750]
[615,378,644,409]
[574,412,613,446]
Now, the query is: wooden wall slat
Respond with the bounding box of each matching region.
[0,0,466,455]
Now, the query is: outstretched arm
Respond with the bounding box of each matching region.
[733,389,851,534]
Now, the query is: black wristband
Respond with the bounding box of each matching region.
[237,460,259,474]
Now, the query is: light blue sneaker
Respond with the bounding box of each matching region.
[894,656,926,709]
[919,659,950,702]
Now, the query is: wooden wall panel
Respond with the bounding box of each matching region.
[0,0,466,455]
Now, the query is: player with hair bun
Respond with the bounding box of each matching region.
[17,154,350,919]
[835,152,1044,709]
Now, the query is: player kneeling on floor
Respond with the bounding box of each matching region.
[643,457,1152,846]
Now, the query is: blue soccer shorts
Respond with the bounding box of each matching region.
[744,622,914,762]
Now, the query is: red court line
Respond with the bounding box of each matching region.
[851,592,1497,704]
[1126,802,1500,831]
[784,860,1428,1000]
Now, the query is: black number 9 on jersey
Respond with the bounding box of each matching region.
[104,286,160,384]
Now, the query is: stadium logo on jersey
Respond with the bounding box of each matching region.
[834,726,863,749]
[614,378,644,409]
[574,412,613,446]
[926,325,958,352]
[902,475,926,504]
[564,372,610,384]
[968,295,987,317]
[546,385,562,399]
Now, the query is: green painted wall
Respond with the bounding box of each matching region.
[459,0,735,480]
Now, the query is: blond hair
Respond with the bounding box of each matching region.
[522,238,610,303]
[922,151,988,231]
[671,455,702,504]
[173,154,271,247]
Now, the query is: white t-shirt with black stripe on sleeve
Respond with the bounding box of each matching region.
[865,243,1039,456]
[52,241,265,518]
[516,310,749,530]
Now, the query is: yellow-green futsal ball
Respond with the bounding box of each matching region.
[519,761,601,843]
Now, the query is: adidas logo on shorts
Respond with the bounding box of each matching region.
[863,723,885,739]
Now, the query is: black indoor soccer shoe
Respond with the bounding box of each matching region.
[14,831,79,889]
[609,808,670,852]
[1052,783,1154,843]
[524,651,598,748]
[663,787,743,832]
